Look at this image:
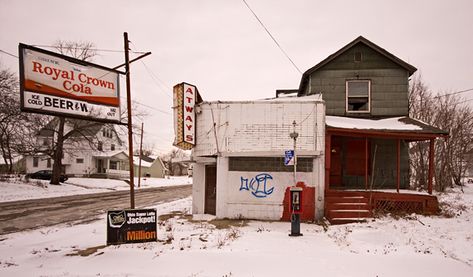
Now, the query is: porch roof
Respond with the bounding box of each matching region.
[92,150,128,159]
[326,116,448,140]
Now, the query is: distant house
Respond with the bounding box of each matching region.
[25,119,129,178]
[0,155,26,174]
[133,155,167,178]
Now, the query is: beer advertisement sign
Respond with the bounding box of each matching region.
[19,44,121,123]
[107,209,157,245]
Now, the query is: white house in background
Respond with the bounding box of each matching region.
[191,96,325,221]
[25,119,129,178]
[133,156,167,178]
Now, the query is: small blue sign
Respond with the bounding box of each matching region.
[284,150,294,166]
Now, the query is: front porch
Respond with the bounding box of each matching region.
[325,189,439,224]
[324,116,448,224]
[91,150,129,179]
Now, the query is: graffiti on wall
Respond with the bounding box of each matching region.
[239,173,274,198]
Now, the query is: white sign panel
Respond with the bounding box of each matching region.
[23,91,120,122]
[19,44,121,123]
[183,83,196,145]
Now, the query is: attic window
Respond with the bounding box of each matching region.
[346,80,370,113]
[354,51,362,62]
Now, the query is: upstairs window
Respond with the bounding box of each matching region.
[98,141,103,151]
[346,80,370,113]
[111,144,115,151]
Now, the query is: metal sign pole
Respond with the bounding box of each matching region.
[290,120,298,184]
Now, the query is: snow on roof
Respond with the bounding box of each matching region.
[326,116,422,131]
[133,156,152,167]
[92,150,128,158]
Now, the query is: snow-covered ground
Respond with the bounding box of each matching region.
[0,178,472,276]
[0,176,192,202]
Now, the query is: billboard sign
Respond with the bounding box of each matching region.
[19,44,121,123]
[107,208,157,245]
[173,82,197,150]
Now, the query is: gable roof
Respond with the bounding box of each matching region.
[298,36,417,96]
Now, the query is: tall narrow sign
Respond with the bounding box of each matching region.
[173,82,198,150]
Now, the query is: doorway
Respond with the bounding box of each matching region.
[204,164,217,215]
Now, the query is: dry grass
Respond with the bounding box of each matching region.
[67,245,107,257]
[208,219,248,230]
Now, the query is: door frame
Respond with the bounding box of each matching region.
[204,164,217,215]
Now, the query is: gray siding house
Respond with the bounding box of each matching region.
[294,36,447,223]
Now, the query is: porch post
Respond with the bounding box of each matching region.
[365,138,369,190]
[325,134,331,191]
[396,139,400,193]
[428,138,435,194]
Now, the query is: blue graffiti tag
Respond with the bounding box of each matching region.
[239,173,274,198]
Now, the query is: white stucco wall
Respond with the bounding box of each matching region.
[193,98,324,157]
[191,98,326,220]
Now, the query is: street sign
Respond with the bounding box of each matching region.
[284,150,294,166]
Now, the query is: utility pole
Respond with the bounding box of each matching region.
[290,120,299,184]
[138,122,144,188]
[124,32,135,209]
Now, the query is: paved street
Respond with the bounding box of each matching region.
[0,185,192,235]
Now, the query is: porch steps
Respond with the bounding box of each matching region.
[325,191,373,225]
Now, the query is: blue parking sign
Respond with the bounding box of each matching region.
[284,150,294,166]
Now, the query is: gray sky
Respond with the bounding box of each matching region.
[1,0,472,154]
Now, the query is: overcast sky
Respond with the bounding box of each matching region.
[1,0,472,154]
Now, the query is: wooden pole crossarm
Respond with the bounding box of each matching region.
[113,52,152,71]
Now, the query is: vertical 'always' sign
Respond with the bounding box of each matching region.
[173,82,198,150]
[183,83,196,145]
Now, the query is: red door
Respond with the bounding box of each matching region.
[330,146,342,187]
[204,165,217,215]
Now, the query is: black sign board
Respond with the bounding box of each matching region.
[107,208,157,245]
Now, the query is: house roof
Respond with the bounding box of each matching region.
[297,36,417,96]
[92,150,128,159]
[326,116,448,139]
[133,156,152,167]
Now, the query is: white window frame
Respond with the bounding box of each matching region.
[346,80,371,113]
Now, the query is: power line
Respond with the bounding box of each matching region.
[434,88,473,98]
[140,60,172,97]
[242,0,302,75]
[32,45,147,54]
[119,96,171,115]
[0,49,19,58]
[127,41,172,98]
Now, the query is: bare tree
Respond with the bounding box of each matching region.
[409,75,473,192]
[0,66,21,172]
[161,148,189,176]
[47,41,97,184]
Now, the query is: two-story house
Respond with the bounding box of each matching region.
[25,118,129,178]
[296,36,448,223]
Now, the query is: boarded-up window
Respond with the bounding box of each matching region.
[229,157,313,172]
[346,80,370,112]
